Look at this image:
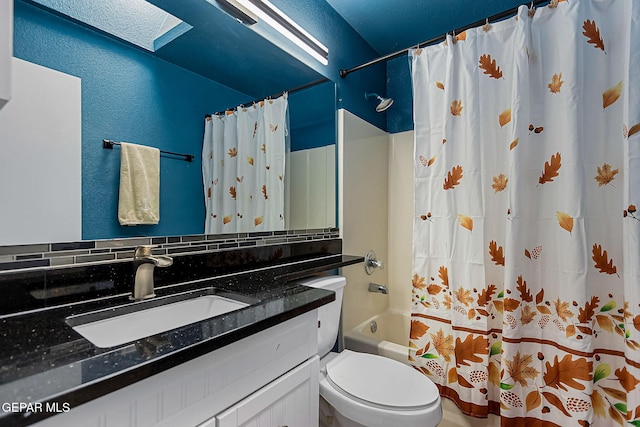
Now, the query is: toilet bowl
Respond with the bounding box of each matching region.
[299,275,442,427]
[319,350,441,427]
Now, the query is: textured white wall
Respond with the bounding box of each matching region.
[0,59,81,246]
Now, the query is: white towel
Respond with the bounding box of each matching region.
[118,142,160,225]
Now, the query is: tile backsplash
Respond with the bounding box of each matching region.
[0,228,339,272]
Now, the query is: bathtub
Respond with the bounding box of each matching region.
[343,309,410,365]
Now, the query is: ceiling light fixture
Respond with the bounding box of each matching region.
[214,0,258,25]
[217,0,328,65]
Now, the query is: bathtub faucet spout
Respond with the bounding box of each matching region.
[368,283,388,294]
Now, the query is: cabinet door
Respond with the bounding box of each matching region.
[216,356,319,427]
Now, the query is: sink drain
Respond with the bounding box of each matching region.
[370,320,378,333]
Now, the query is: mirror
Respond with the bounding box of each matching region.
[0,0,337,247]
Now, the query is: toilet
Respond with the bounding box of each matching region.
[300,275,442,427]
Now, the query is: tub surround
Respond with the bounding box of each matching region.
[338,110,390,332]
[0,239,362,426]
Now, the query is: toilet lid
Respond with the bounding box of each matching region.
[326,351,439,409]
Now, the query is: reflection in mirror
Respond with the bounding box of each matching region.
[203,82,337,234]
[288,81,337,230]
[0,0,337,247]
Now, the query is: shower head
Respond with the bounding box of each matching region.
[365,92,394,113]
[376,97,394,112]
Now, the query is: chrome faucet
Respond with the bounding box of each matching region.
[364,250,384,275]
[131,245,173,301]
[368,283,389,295]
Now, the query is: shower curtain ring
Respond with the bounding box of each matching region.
[528,2,536,17]
[483,18,492,32]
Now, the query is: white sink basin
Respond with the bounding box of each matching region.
[70,295,249,348]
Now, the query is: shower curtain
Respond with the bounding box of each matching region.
[202,95,288,233]
[409,1,640,426]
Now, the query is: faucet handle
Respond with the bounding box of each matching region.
[134,245,157,258]
[364,250,384,275]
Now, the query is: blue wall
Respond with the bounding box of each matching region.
[14,1,252,240]
[289,82,336,152]
[337,61,388,132]
[387,56,414,134]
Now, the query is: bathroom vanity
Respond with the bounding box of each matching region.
[0,239,362,427]
[30,311,320,427]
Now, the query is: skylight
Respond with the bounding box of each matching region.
[30,0,192,52]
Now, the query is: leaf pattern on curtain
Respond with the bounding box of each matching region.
[410,2,640,426]
[538,152,561,184]
[499,109,512,127]
[548,73,565,93]
[479,54,504,79]
[603,81,623,109]
[582,19,606,53]
[594,163,619,187]
[450,100,464,116]
[202,94,288,233]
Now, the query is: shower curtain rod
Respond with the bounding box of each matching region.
[339,0,550,78]
[206,77,329,118]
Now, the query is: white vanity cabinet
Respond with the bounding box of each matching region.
[0,0,12,109]
[34,310,320,427]
[213,356,319,427]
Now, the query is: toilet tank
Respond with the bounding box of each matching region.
[297,275,346,357]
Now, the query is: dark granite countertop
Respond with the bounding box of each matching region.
[0,254,362,426]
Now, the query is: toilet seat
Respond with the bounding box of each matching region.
[319,350,442,427]
[326,350,438,409]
